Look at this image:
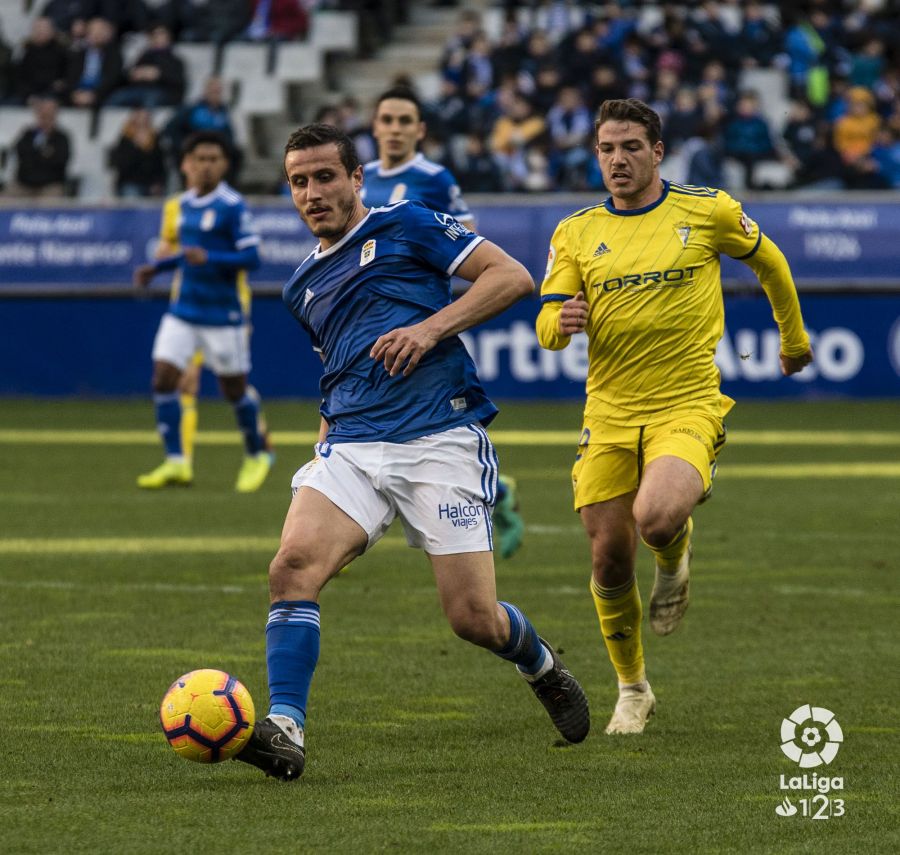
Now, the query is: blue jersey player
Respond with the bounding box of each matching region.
[360,85,474,228]
[360,86,524,558]
[134,131,273,493]
[233,124,590,781]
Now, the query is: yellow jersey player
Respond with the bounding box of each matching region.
[536,99,813,735]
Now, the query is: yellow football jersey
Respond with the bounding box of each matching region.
[536,181,809,426]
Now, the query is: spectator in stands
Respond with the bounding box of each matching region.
[530,63,563,114]
[428,78,469,140]
[724,90,779,190]
[546,85,591,190]
[738,2,779,68]
[462,31,494,94]
[685,123,725,188]
[490,15,526,82]
[163,76,241,182]
[337,96,376,165]
[171,0,252,45]
[834,86,884,189]
[781,100,817,175]
[12,17,69,104]
[6,96,71,198]
[109,107,167,197]
[453,132,503,193]
[585,65,627,114]
[105,24,185,108]
[40,0,90,42]
[833,87,881,165]
[664,87,705,153]
[562,28,601,90]
[489,93,546,190]
[245,0,309,42]
[64,17,122,107]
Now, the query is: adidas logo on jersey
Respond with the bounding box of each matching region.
[593,242,611,257]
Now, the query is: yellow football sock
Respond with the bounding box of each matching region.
[590,576,645,685]
[180,393,198,461]
[644,516,693,573]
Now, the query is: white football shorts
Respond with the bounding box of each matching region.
[152,312,251,376]
[290,423,500,555]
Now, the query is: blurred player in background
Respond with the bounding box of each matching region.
[537,99,814,735]
[361,85,524,559]
[155,142,273,468]
[134,130,273,493]
[234,124,590,781]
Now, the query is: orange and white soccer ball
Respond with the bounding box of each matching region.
[160,669,255,763]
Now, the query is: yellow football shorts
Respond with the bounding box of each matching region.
[571,409,727,510]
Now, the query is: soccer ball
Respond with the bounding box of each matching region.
[159,669,255,763]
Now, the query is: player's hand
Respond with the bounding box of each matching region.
[133,265,156,288]
[780,347,814,376]
[370,322,440,377]
[559,291,588,335]
[183,246,208,265]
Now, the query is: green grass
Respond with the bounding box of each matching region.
[0,399,898,854]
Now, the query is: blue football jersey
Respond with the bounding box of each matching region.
[360,154,473,224]
[167,183,261,326]
[282,201,496,443]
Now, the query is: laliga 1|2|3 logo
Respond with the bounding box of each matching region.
[775,704,845,820]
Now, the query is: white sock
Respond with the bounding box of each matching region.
[518,643,554,683]
[268,714,304,745]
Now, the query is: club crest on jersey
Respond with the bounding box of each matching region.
[674,223,691,247]
[360,239,376,266]
[593,242,611,257]
[200,209,216,231]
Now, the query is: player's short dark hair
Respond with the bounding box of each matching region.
[374,85,423,120]
[594,99,662,146]
[283,123,360,176]
[181,130,231,161]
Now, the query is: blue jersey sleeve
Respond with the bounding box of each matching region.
[434,169,471,221]
[398,202,484,276]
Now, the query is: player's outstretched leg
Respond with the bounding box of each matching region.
[233,388,273,492]
[137,392,193,488]
[590,576,656,734]
[494,602,590,743]
[234,600,319,780]
[492,476,524,558]
[647,516,693,636]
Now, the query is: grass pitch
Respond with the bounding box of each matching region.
[0,398,897,854]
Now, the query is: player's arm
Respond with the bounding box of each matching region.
[717,195,813,376]
[536,222,586,350]
[370,240,533,377]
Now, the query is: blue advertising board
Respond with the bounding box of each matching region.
[1,293,897,399]
[0,195,897,292]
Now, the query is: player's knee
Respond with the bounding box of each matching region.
[635,509,681,549]
[268,545,319,600]
[446,601,505,649]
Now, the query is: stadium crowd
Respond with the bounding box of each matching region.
[415,0,900,192]
[1,0,898,197]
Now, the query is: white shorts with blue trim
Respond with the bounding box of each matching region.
[152,312,251,376]
[290,423,499,555]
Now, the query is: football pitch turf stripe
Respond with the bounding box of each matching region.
[1,428,899,446]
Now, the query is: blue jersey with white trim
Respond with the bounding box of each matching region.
[167,183,261,326]
[282,201,496,443]
[360,153,472,223]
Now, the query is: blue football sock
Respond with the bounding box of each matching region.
[494,601,550,676]
[496,479,508,503]
[153,392,183,457]
[266,600,320,729]
[234,392,265,456]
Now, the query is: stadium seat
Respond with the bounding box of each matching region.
[273,43,324,83]
[172,43,218,103]
[309,11,358,52]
